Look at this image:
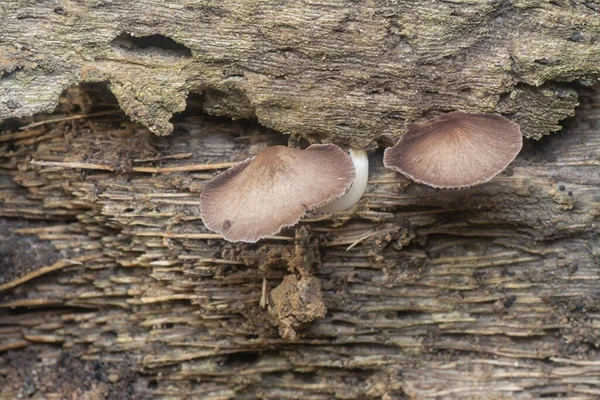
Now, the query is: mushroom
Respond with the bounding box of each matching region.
[200,144,356,242]
[383,111,522,189]
[317,147,369,213]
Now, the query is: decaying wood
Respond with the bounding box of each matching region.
[0,83,600,399]
[2,1,600,147]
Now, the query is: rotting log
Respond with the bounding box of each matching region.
[2,1,600,399]
[0,83,600,399]
[2,1,600,146]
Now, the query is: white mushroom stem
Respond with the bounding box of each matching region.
[317,147,369,213]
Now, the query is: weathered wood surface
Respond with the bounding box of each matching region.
[0,83,600,399]
[2,0,600,146]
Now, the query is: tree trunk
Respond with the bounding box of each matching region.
[2,1,600,399]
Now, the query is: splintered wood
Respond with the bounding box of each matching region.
[1,85,600,399]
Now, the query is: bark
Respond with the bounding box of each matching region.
[1,1,600,146]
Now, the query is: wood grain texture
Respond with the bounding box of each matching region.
[1,1,599,146]
[0,84,599,399]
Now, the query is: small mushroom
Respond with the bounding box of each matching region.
[200,144,355,242]
[384,111,522,188]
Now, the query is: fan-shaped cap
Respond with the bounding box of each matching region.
[200,144,356,242]
[384,111,522,188]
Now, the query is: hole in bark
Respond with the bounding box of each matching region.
[105,330,118,340]
[503,296,517,308]
[169,93,287,147]
[222,351,260,366]
[396,310,424,319]
[111,33,192,58]
[295,371,318,383]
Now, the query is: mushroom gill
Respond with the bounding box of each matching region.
[200,144,356,242]
[383,111,523,189]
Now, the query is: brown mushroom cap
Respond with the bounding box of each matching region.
[383,111,523,188]
[200,144,356,242]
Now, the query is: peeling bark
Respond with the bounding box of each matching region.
[2,1,600,146]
